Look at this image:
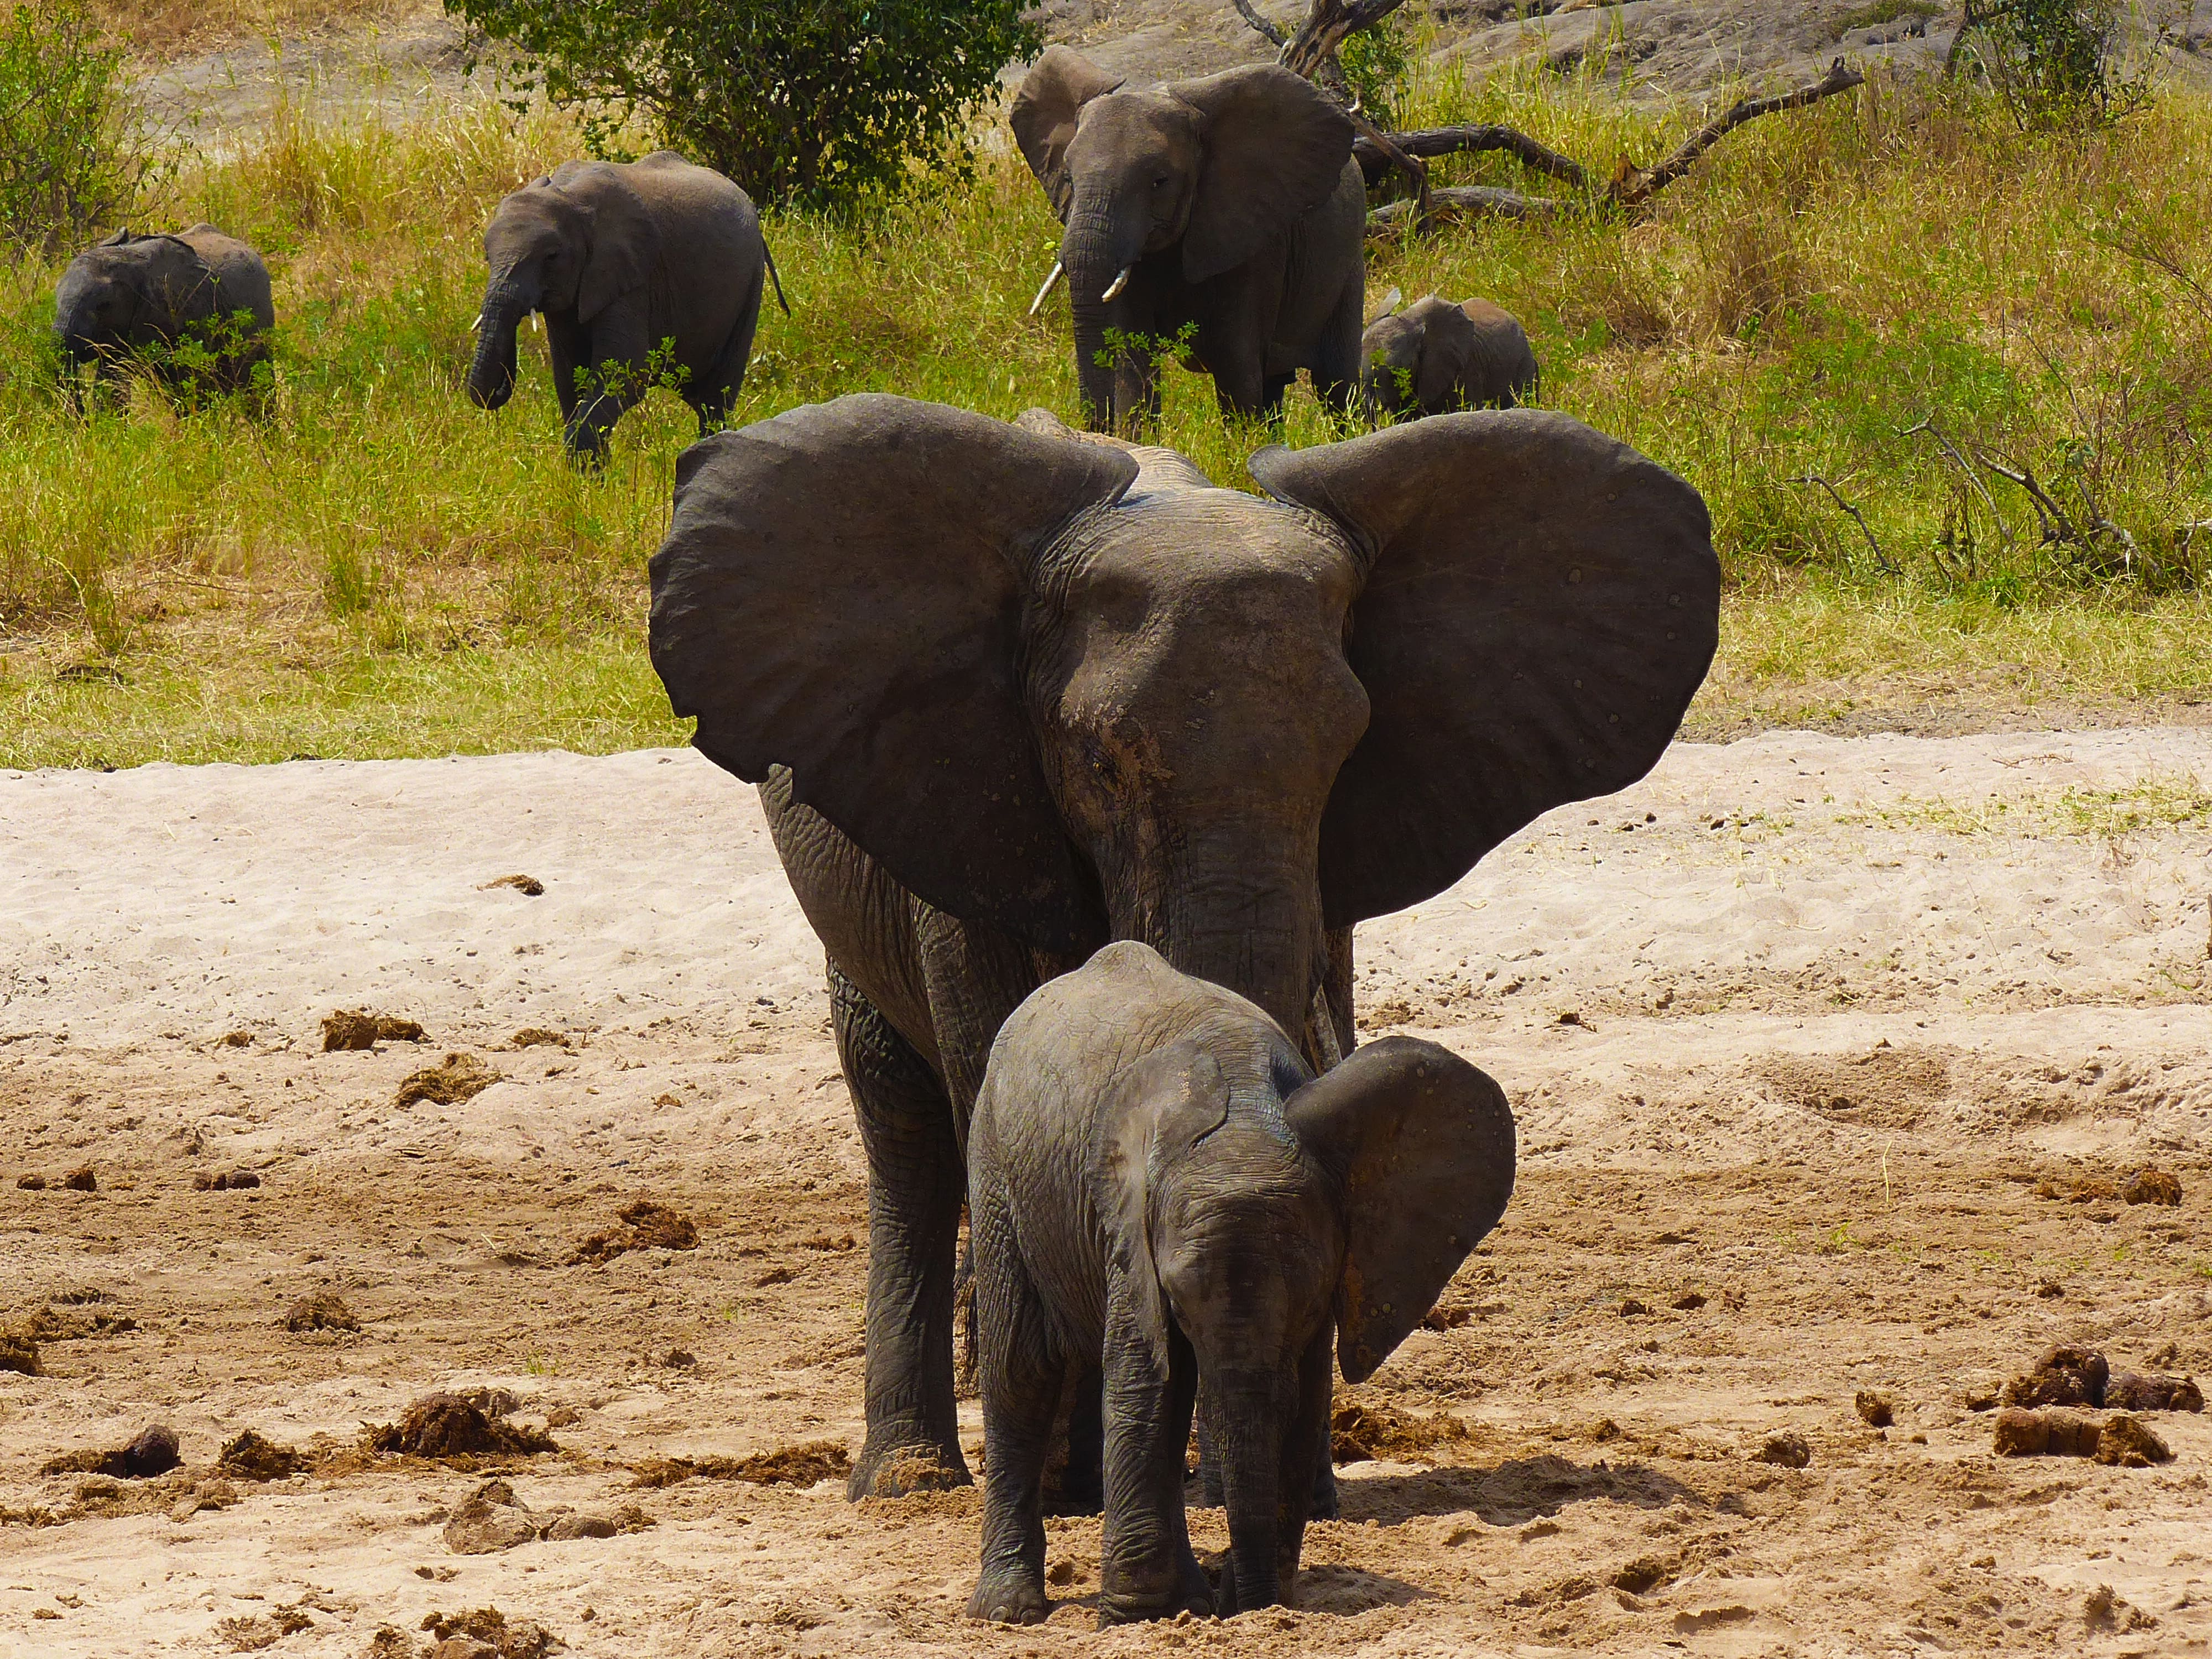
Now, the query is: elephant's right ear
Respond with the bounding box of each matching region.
[1091,1040,1231,1358]
[1011,46,1125,220]
[1284,1037,1515,1384]
[1366,285,1402,326]
[1249,411,1719,929]
[649,394,1137,953]
[1411,300,1481,414]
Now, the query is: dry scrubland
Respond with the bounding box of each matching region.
[5,41,2212,763]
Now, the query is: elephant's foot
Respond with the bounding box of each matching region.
[847,1432,971,1500]
[1095,1553,1214,1627]
[967,1571,1049,1625]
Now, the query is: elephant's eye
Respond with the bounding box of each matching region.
[1152,175,1171,192]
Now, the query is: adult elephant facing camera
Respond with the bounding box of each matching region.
[1012,46,1366,431]
[466,151,781,462]
[648,394,1718,1497]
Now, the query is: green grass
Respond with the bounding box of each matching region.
[5,52,2212,768]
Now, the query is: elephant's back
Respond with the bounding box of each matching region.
[176,226,274,322]
[629,152,760,237]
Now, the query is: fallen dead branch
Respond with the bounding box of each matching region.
[1229,1,1866,234]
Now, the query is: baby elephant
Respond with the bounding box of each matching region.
[1360,288,1537,422]
[466,150,785,462]
[54,225,273,401]
[967,941,1515,1625]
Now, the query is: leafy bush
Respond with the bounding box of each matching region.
[1954,0,2148,130]
[0,0,153,254]
[444,0,1039,210]
[1340,15,1414,131]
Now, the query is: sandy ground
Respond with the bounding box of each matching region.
[2,727,2210,1658]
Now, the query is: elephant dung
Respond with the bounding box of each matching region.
[394,1053,501,1108]
[321,1009,426,1050]
[369,1393,557,1462]
[2105,1371,2204,1412]
[2121,1167,2183,1206]
[2001,1345,2108,1409]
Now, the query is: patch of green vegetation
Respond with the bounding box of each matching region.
[1840,0,1940,28]
[4,57,2212,767]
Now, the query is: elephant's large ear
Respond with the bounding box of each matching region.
[573,173,658,324]
[1249,410,1719,928]
[1173,65,1353,285]
[1010,46,1124,219]
[1411,299,1480,414]
[1091,1037,1232,1357]
[648,394,1138,952]
[1284,1036,1515,1384]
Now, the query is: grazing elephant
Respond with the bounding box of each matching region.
[648,393,1717,1498]
[1011,46,1366,431]
[53,226,273,401]
[466,151,784,462]
[1361,288,1539,422]
[967,941,1514,1625]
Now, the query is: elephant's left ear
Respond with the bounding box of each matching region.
[573,174,660,324]
[1173,65,1353,285]
[1249,411,1719,929]
[1284,1036,1515,1384]
[1011,46,1125,220]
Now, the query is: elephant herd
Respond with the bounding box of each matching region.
[52,50,1532,450]
[54,48,1721,1626]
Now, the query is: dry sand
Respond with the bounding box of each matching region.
[1,728,2209,1657]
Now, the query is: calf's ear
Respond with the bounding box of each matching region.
[1284,1036,1515,1383]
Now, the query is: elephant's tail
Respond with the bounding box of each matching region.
[761,233,791,316]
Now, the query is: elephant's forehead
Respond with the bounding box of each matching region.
[1083,487,1355,596]
[1072,89,1198,149]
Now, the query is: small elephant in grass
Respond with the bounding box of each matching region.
[1360,287,1538,422]
[466,150,787,462]
[53,226,273,403]
[1011,46,1366,431]
[966,941,1515,1624]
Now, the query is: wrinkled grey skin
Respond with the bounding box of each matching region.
[647,393,1719,1500]
[467,151,771,462]
[1361,292,1539,423]
[53,225,273,403]
[966,942,1514,1625]
[1011,47,1366,433]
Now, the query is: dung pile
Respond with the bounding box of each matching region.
[1329,1400,1472,1464]
[569,1200,698,1265]
[394,1053,502,1107]
[368,1394,558,1462]
[322,1010,426,1050]
[41,1425,181,1479]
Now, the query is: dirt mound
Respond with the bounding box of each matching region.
[42,1425,181,1479]
[194,1167,261,1191]
[285,1290,359,1332]
[218,1429,308,1481]
[2002,1344,2109,1408]
[1331,1400,1473,1463]
[1756,1044,1953,1130]
[569,1200,698,1264]
[321,1010,426,1050]
[368,1394,558,1462]
[2107,1371,2205,1412]
[419,1606,563,1659]
[2121,1168,2184,1205]
[442,1477,649,1554]
[630,1440,851,1490]
[1993,1407,2173,1465]
[394,1054,501,1107]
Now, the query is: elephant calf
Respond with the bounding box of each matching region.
[467,151,784,462]
[1361,289,1538,422]
[966,941,1516,1625]
[54,226,274,401]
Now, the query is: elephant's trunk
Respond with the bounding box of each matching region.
[467,275,525,411]
[1209,1380,1287,1615]
[1062,194,1144,432]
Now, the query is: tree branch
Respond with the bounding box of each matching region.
[1354,124,1590,190]
[1228,0,1286,50]
[1608,58,1865,208]
[1365,185,1566,234]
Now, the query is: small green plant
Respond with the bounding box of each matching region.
[572,336,692,405]
[1093,321,1201,372]
[324,541,380,618]
[443,0,1039,209]
[1340,15,1415,129]
[0,0,157,253]
[1954,0,2150,131]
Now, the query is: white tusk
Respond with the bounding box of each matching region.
[1100,266,1132,302]
[530,313,542,334]
[469,312,483,331]
[1027,261,1064,317]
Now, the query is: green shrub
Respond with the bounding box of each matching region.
[443,0,1039,210]
[1340,15,1414,131]
[1954,0,2148,131]
[0,0,153,254]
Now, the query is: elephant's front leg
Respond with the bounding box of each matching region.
[832,964,972,1498]
[967,1179,1055,1625]
[1097,1274,1209,1626]
[565,306,650,463]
